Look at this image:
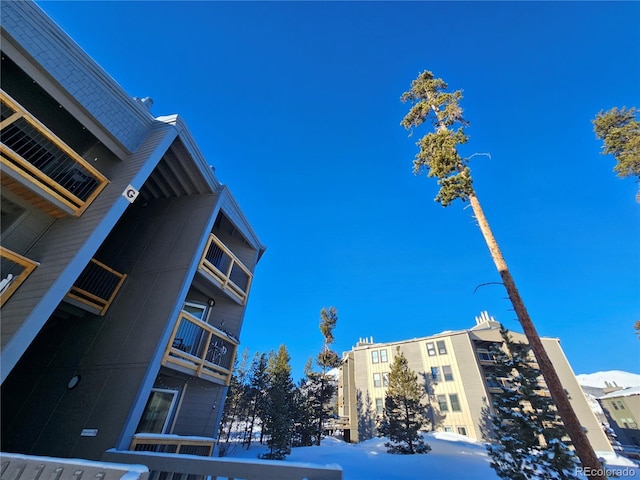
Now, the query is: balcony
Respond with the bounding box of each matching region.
[162,310,237,385]
[0,246,39,307]
[477,350,496,365]
[64,259,127,316]
[198,233,253,305]
[485,376,510,393]
[0,90,108,217]
[130,434,215,457]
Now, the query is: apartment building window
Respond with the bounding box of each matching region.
[431,366,441,382]
[443,426,453,433]
[426,342,436,356]
[622,418,638,429]
[449,394,461,411]
[612,402,619,410]
[443,365,454,381]
[437,395,448,412]
[372,350,379,364]
[477,350,494,362]
[617,401,626,410]
[376,398,384,415]
[437,340,447,355]
[136,388,179,434]
[182,301,208,320]
[383,372,390,387]
[457,426,467,436]
[373,373,382,388]
[380,349,388,363]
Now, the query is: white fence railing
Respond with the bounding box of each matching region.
[102,448,343,480]
[0,452,148,480]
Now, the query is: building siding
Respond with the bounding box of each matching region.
[1,2,153,153]
[1,123,177,379]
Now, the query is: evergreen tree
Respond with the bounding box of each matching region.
[401,70,604,478]
[217,350,251,456]
[592,107,640,201]
[291,359,318,447]
[243,352,268,449]
[486,326,579,480]
[377,349,431,454]
[313,307,340,445]
[261,344,295,460]
[218,349,250,442]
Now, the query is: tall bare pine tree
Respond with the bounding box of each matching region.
[400,70,604,479]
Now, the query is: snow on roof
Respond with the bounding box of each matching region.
[599,386,640,400]
[576,370,640,389]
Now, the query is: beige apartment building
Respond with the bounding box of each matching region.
[337,312,613,457]
[599,387,640,448]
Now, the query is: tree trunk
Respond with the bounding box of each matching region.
[468,193,606,480]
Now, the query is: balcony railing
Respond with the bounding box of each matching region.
[162,310,238,385]
[477,350,496,364]
[485,377,511,393]
[0,246,39,307]
[104,448,343,480]
[130,434,215,457]
[199,233,252,305]
[65,259,127,315]
[0,90,109,217]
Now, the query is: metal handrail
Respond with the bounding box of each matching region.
[0,89,109,216]
[162,310,238,385]
[199,233,252,305]
[65,259,127,315]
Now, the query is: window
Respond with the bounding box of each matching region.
[457,426,467,436]
[182,301,208,320]
[426,342,436,356]
[371,350,379,364]
[612,402,619,411]
[478,350,494,362]
[136,388,179,434]
[437,340,447,355]
[376,398,384,415]
[618,401,626,410]
[380,349,388,363]
[175,302,210,355]
[449,394,461,412]
[437,395,448,412]
[431,366,441,382]
[373,373,382,388]
[443,426,453,433]
[443,365,454,381]
[382,372,390,387]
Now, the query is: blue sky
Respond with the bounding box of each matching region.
[36,1,639,380]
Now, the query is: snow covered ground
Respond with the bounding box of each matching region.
[221,432,639,480]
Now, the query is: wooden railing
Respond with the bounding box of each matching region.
[199,233,252,305]
[130,434,215,457]
[0,90,109,217]
[162,310,238,385]
[0,246,39,307]
[65,259,127,315]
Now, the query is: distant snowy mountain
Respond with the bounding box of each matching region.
[576,370,640,389]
